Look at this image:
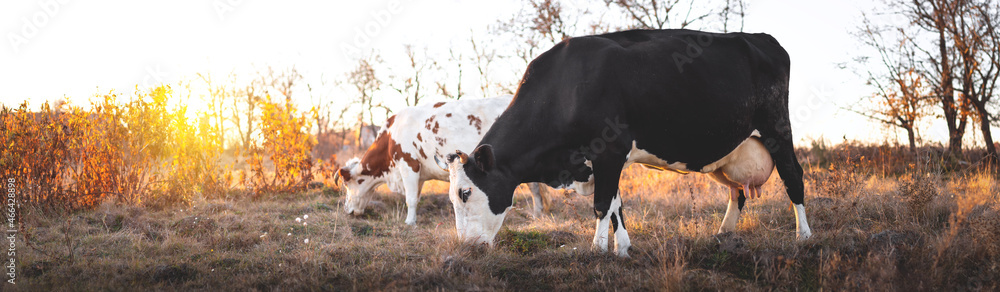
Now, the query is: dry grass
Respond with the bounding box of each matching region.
[15,150,1000,291]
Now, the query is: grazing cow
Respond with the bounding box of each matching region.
[437,29,813,257]
[335,95,552,225]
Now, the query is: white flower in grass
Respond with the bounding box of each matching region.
[287,233,292,236]
[304,238,310,244]
[303,214,309,220]
[303,222,307,226]
[295,217,302,223]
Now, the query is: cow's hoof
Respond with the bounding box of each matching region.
[616,248,631,258]
[796,230,813,240]
[404,219,417,225]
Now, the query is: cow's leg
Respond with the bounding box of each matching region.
[527,183,551,218]
[591,156,628,257]
[609,193,630,257]
[760,104,813,239]
[401,172,422,225]
[718,188,742,233]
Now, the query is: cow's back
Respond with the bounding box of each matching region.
[481,29,792,186]
[386,96,514,181]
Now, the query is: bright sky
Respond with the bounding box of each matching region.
[1,0,996,147]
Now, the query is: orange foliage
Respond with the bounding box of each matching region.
[245,96,317,196]
[1,86,233,211]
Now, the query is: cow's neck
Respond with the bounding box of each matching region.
[478,92,580,187]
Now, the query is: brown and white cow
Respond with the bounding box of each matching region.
[335,95,551,225]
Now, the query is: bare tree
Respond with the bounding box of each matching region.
[437,47,465,100]
[887,0,999,161]
[269,66,303,101]
[492,0,586,67]
[346,54,389,145]
[604,0,746,31]
[898,0,973,155]
[853,17,935,151]
[719,0,747,32]
[947,1,999,162]
[391,45,437,106]
[469,35,501,97]
[232,76,261,152]
[196,71,232,148]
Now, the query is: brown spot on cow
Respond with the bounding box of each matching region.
[432,121,440,134]
[418,148,427,159]
[360,132,421,177]
[416,133,423,142]
[424,115,436,130]
[357,179,365,184]
[385,114,397,128]
[435,137,447,147]
[467,115,483,134]
[445,113,452,117]
[433,102,447,108]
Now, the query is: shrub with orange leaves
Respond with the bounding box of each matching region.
[1,85,235,211]
[246,96,316,196]
[1,101,76,210]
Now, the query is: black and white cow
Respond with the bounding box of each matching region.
[437,29,813,257]
[335,95,552,225]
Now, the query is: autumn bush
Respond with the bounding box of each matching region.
[1,85,319,212]
[244,96,317,196]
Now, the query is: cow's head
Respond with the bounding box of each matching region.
[436,145,511,246]
[336,158,380,216]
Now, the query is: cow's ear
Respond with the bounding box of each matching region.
[472,144,495,172]
[448,150,469,164]
[335,168,351,185]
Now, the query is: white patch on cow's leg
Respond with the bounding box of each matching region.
[610,194,630,257]
[592,214,611,253]
[794,203,813,239]
[718,196,741,234]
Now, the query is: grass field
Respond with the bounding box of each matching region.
[14,149,1000,291]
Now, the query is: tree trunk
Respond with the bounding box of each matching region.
[906,126,917,152]
[978,106,998,165]
[936,25,965,155]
